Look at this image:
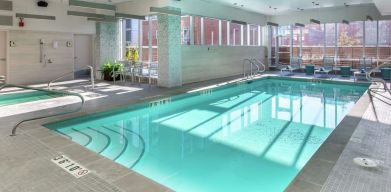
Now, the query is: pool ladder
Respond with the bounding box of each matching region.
[243,58,266,79]
[366,61,391,95]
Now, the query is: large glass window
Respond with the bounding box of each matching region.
[325,23,336,57]
[243,25,248,46]
[268,20,391,69]
[193,16,202,45]
[204,17,219,46]
[181,16,191,45]
[365,20,377,63]
[221,20,228,45]
[278,26,291,64]
[302,24,324,65]
[379,20,391,61]
[124,19,139,46]
[249,24,260,46]
[141,16,158,62]
[230,23,242,46]
[141,19,149,62]
[338,21,363,68]
[292,26,301,57]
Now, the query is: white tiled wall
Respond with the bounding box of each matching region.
[8,30,74,85]
[182,46,267,84]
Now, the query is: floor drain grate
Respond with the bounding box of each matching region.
[353,157,378,168]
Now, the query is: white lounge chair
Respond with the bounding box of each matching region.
[280,57,303,75]
[315,56,335,78]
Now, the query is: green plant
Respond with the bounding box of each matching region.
[101,61,123,81]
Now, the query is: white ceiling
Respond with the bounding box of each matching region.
[372,0,391,15]
[206,0,375,15]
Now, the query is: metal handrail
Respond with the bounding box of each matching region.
[48,65,94,90]
[0,83,85,136]
[252,59,267,73]
[366,61,391,94]
[243,58,265,79]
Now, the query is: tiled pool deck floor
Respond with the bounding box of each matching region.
[0,73,390,192]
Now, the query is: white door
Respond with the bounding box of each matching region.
[74,34,92,78]
[0,31,6,78]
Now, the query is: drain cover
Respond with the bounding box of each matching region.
[353,157,378,168]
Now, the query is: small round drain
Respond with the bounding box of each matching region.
[353,157,378,168]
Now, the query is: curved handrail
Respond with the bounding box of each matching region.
[243,58,265,79]
[1,83,85,136]
[366,61,391,94]
[252,58,267,73]
[243,59,253,78]
[48,65,94,90]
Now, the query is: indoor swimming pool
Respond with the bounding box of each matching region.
[45,78,368,192]
[0,89,64,107]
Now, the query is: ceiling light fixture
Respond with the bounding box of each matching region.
[295,23,305,27]
[267,22,279,27]
[310,2,321,25]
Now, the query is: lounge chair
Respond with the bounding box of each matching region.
[354,57,373,81]
[148,62,158,85]
[314,56,335,78]
[280,57,302,75]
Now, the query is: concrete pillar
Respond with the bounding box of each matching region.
[157,13,182,88]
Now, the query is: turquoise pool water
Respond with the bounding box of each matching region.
[0,90,62,107]
[45,78,368,192]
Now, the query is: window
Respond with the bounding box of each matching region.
[193,16,202,45]
[181,16,191,45]
[249,25,260,46]
[379,20,391,61]
[325,23,336,57]
[221,20,228,45]
[204,17,219,45]
[292,26,301,57]
[302,24,324,65]
[124,19,140,46]
[270,26,278,65]
[365,21,377,61]
[338,21,363,68]
[141,16,158,62]
[277,26,291,64]
[243,25,248,46]
[141,19,149,62]
[230,23,242,46]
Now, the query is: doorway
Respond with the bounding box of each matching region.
[74,34,92,78]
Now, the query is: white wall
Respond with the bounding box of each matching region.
[0,0,95,34]
[8,30,74,85]
[182,46,267,84]
[268,4,391,26]
[0,0,97,84]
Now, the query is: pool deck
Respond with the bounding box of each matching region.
[0,73,390,192]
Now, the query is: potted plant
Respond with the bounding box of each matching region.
[101,61,123,81]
